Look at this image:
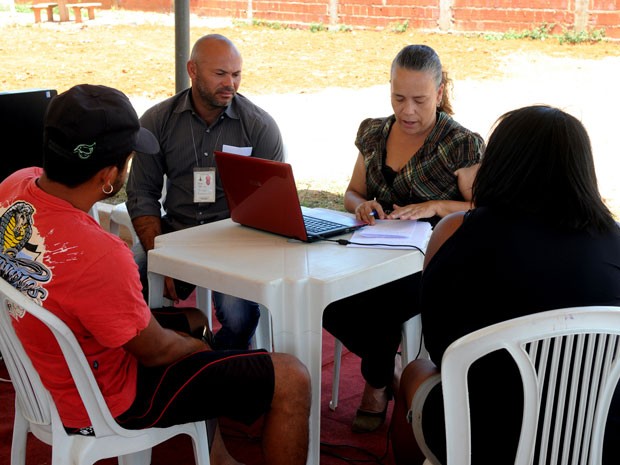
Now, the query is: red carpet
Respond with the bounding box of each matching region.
[0,296,396,465]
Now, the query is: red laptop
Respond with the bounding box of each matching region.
[214,151,365,243]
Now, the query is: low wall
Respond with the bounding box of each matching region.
[16,0,620,38]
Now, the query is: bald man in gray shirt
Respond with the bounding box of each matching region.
[127,34,284,350]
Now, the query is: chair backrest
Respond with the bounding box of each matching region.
[441,306,620,465]
[0,281,52,431]
[0,278,136,439]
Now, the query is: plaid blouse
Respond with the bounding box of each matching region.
[355,112,484,213]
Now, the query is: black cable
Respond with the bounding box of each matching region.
[320,237,426,255]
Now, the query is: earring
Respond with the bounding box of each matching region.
[102,182,114,195]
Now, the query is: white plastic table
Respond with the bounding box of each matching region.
[147,218,424,464]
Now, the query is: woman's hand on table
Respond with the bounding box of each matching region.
[387,202,437,221]
[355,199,387,225]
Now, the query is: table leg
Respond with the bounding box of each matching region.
[269,293,323,465]
[147,271,165,308]
[269,328,321,465]
[302,330,322,465]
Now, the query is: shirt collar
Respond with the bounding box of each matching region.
[178,89,240,122]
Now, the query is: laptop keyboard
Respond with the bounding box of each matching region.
[303,215,343,235]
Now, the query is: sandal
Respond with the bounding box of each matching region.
[352,404,388,433]
[351,384,392,433]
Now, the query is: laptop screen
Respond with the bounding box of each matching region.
[214,151,365,242]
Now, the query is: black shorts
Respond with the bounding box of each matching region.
[115,307,275,429]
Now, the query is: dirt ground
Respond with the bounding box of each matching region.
[1,9,619,99]
[2,8,620,213]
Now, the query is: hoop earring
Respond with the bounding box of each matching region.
[102,183,114,195]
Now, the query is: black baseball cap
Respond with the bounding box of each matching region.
[44,84,159,163]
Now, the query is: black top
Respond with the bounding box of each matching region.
[419,207,620,463]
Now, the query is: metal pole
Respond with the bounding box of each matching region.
[175,0,190,94]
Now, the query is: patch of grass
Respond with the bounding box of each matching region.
[298,189,345,211]
[389,19,409,34]
[483,22,607,45]
[13,4,33,13]
[309,22,327,32]
[558,27,606,44]
[484,23,555,41]
[236,18,356,34]
[248,19,292,30]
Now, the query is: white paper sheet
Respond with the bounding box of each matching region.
[347,220,432,250]
[222,145,252,156]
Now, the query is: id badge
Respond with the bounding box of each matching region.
[193,167,216,203]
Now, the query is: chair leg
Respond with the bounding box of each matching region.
[329,315,426,413]
[11,402,28,465]
[195,287,213,329]
[192,420,213,465]
[329,338,343,411]
[400,314,429,365]
[250,305,272,351]
[197,288,271,351]
[117,449,152,465]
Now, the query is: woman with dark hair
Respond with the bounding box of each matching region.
[322,44,484,432]
[391,105,620,464]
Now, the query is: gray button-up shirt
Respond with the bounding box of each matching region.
[126,89,285,230]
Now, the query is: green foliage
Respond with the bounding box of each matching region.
[558,27,606,44]
[309,22,326,32]
[14,4,30,13]
[250,19,291,30]
[7,3,33,13]
[483,22,607,45]
[234,18,353,34]
[389,19,409,34]
[485,23,555,41]
[521,23,555,40]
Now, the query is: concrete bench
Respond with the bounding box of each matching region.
[32,2,58,23]
[65,2,101,22]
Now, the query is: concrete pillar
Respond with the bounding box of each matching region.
[438,0,454,31]
[574,0,589,32]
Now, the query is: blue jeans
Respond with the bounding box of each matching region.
[135,245,260,350]
[212,291,260,350]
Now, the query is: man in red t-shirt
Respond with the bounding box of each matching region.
[0,84,310,465]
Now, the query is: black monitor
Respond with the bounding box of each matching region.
[0,88,57,182]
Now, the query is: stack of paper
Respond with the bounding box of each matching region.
[347,220,432,250]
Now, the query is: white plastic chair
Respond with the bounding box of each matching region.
[108,201,272,350]
[0,278,211,465]
[411,306,620,465]
[87,203,100,224]
[329,313,428,410]
[108,201,142,254]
